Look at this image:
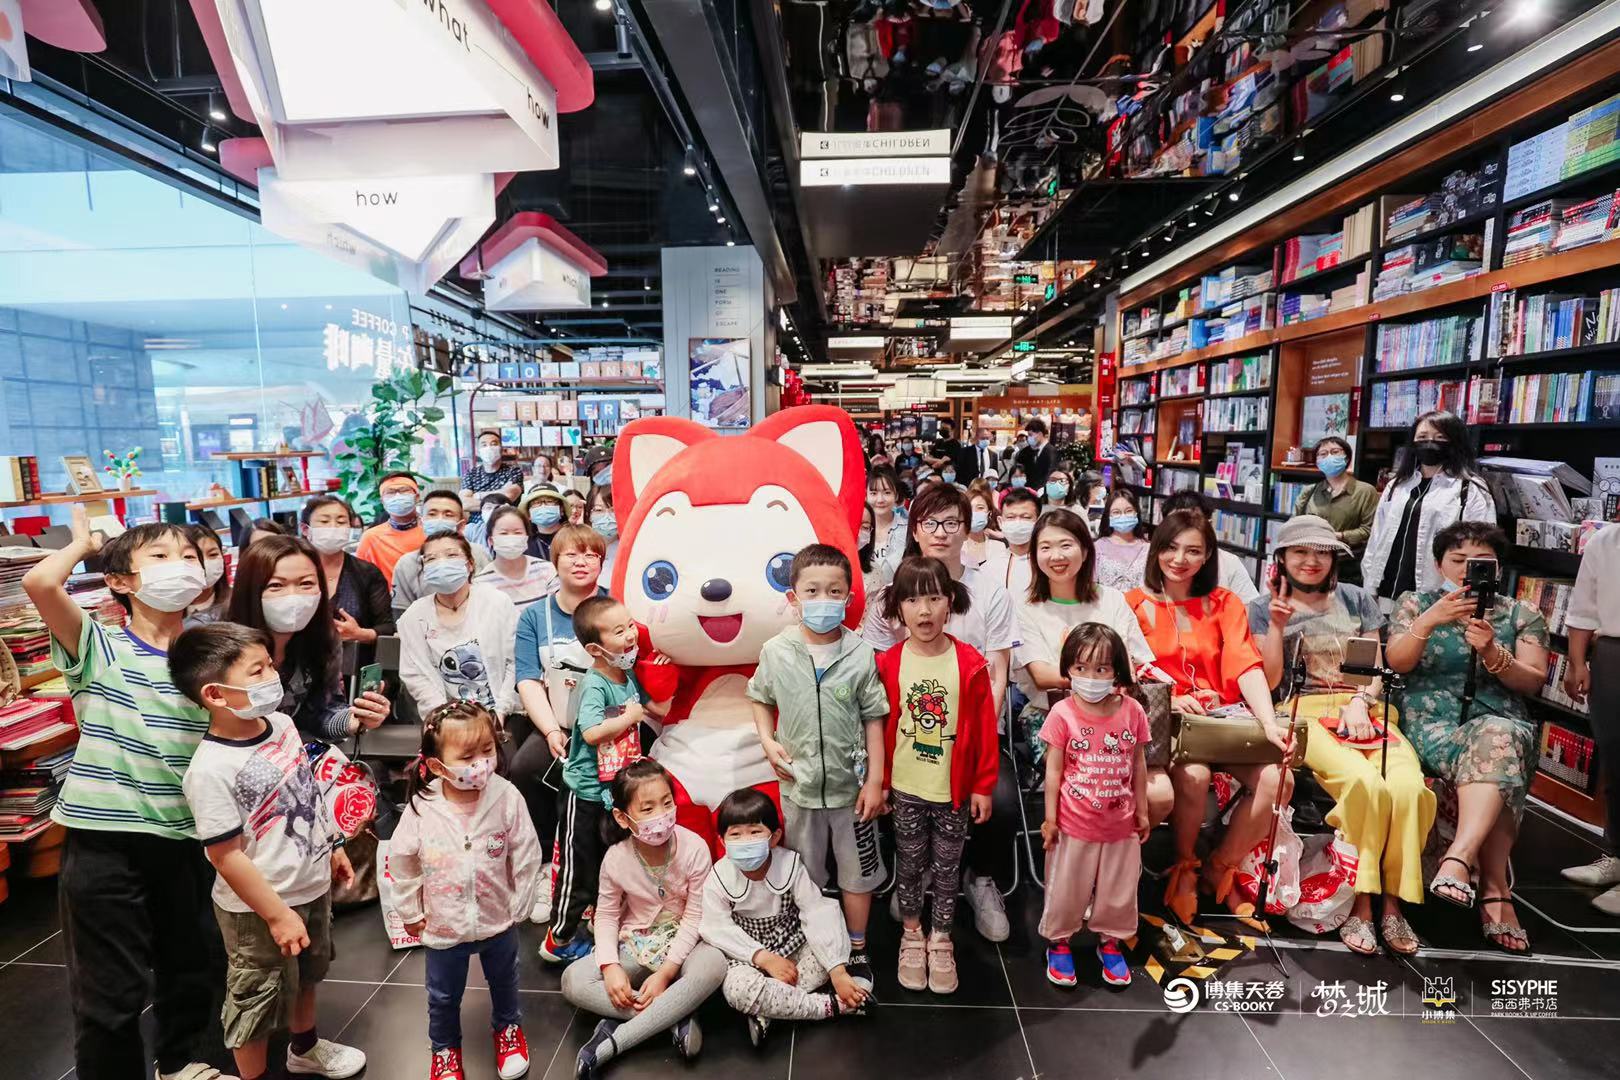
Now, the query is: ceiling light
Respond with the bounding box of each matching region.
[208,96,227,123]
[726,240,736,247]
[1140,245,1150,256]
[594,0,612,10]
[643,279,652,291]
[1228,191,1240,202]
[1512,0,1543,23]
[1389,87,1405,102]
[707,201,719,212]
[716,216,726,224]
[200,131,217,153]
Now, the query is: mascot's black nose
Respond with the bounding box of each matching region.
[701,578,733,602]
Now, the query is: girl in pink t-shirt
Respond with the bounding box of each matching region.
[1038,623,1150,989]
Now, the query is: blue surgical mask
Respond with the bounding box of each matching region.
[383,492,418,519]
[591,513,618,541]
[941,470,957,484]
[1318,454,1348,478]
[978,438,990,449]
[423,518,458,538]
[531,504,562,528]
[1046,480,1070,501]
[970,510,989,533]
[800,598,847,634]
[1439,578,1461,594]
[423,559,470,594]
[726,836,771,872]
[1109,514,1139,534]
[592,468,612,487]
[1010,475,1026,489]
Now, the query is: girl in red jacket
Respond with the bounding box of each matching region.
[876,557,998,996]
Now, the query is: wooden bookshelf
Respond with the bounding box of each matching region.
[210,450,324,461]
[0,489,157,510]
[185,489,321,511]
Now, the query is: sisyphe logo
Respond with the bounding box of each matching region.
[1163,977,1201,1014]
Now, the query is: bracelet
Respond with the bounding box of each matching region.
[1485,644,1513,675]
[1406,628,1431,641]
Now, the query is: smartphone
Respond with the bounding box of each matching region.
[359,663,384,696]
[1342,636,1382,686]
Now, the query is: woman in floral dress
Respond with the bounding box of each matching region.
[1386,522,1549,953]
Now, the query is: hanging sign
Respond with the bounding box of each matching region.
[0,0,29,82]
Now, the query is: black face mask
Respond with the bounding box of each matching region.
[1282,567,1333,594]
[1413,441,1449,468]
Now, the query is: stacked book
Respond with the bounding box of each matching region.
[1560,91,1620,180]
[1553,191,1617,252]
[1279,288,1332,325]
[1503,199,1576,266]
[0,610,52,681]
[1211,294,1272,342]
[1279,232,1337,283]
[1375,234,1485,298]
[0,547,45,610]
[1384,195,1439,243]
[1374,313,1482,372]
[1161,365,1204,397]
[0,697,76,842]
[1199,265,1272,309]
[1369,377,1468,429]
[1342,202,1378,261]
[1506,122,1571,202]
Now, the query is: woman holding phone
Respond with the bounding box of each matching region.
[1249,516,1433,955]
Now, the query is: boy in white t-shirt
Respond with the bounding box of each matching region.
[174,622,364,1080]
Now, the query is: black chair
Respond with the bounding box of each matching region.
[349,634,422,760]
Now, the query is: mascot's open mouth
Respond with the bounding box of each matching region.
[697,613,744,643]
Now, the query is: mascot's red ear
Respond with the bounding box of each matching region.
[751,406,866,533]
[612,417,715,525]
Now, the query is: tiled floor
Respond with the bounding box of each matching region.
[6,803,1620,1080]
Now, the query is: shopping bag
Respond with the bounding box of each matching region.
[377,837,422,950]
[308,741,382,906]
[1288,831,1360,934]
[1232,806,1302,914]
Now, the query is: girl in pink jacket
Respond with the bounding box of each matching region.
[562,760,727,1078]
[391,702,546,1080]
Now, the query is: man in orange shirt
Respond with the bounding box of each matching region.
[356,471,425,588]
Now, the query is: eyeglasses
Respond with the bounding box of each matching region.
[920,517,964,535]
[559,551,604,564]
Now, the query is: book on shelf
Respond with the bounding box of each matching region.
[1506,122,1571,202]
[1540,650,1590,715]
[1594,457,1620,519]
[1465,375,1500,424]
[1369,376,1467,428]
[1539,723,1596,792]
[1204,395,1269,432]
[1498,371,1601,424]
[1271,478,1311,515]
[1374,313,1482,372]
[1515,575,1576,635]
[1489,286,1620,355]
[1206,353,1272,394]
[1561,90,1620,180]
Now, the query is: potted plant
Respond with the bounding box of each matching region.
[334,368,456,521]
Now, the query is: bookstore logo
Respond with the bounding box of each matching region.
[1163,977,1200,1014]
[1488,979,1558,1018]
[1422,976,1458,1024]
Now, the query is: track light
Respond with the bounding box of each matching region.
[1228,189,1240,202]
[643,279,652,292]
[707,201,719,212]
[717,216,726,224]
[683,163,697,176]
[726,240,737,247]
[200,129,217,153]
[594,0,612,10]
[208,94,227,123]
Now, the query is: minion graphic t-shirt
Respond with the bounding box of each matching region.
[892,644,960,803]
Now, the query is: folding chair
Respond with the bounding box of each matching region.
[349,635,423,760]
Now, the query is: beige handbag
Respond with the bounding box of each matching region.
[1170,710,1311,766]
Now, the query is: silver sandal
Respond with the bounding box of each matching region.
[1479,897,1531,953]
[1339,915,1378,955]
[1380,913,1420,955]
[1430,855,1476,908]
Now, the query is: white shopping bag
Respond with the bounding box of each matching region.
[1288,831,1360,934]
[376,838,422,950]
[1233,806,1303,915]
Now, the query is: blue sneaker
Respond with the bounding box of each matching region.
[540,928,592,964]
[1097,938,1131,987]
[1045,943,1077,987]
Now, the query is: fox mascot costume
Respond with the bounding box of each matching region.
[610,405,867,851]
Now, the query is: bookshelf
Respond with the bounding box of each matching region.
[197,451,321,521]
[1108,78,1620,827]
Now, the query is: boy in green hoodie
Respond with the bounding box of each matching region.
[748,543,890,982]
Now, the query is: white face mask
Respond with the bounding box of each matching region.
[262,593,320,633]
[491,535,529,560]
[1069,675,1116,703]
[133,561,207,613]
[214,676,284,720]
[1002,519,1035,546]
[478,445,502,467]
[202,557,226,588]
[306,526,350,554]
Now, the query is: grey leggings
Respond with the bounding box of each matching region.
[721,941,835,1021]
[893,791,971,933]
[560,942,727,1063]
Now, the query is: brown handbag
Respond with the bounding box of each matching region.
[1125,681,1176,768]
[1170,710,1311,766]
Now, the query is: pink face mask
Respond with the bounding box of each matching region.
[441,755,495,791]
[630,807,678,846]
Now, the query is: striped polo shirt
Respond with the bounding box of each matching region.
[49,619,211,838]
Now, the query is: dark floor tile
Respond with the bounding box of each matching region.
[1474,1017,1620,1079]
[855,899,1013,1007]
[0,963,78,1080]
[793,1004,1030,1080]
[326,903,419,983]
[1512,885,1619,946]
[1023,1010,1270,1080]
[1510,809,1608,882]
[1252,1013,1527,1080]
[385,920,566,992]
[543,994,788,1080]
[328,980,578,1079]
[1397,951,1620,1020]
[0,878,61,964]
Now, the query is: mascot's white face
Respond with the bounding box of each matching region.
[621,484,819,666]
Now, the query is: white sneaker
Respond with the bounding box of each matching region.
[530,868,554,924]
[157,1066,239,1080]
[286,1038,367,1079]
[962,871,1009,943]
[1593,883,1620,917]
[1562,854,1620,887]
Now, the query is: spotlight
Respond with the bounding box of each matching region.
[1389,86,1405,103]
[1187,217,1199,228]
[683,163,697,177]
[717,216,726,224]
[594,0,611,10]
[208,94,227,123]
[1140,245,1151,256]
[707,201,719,212]
[1292,146,1305,161]
[726,240,736,247]
[1228,190,1240,202]
[200,130,217,153]
[602,299,610,308]
[643,279,652,291]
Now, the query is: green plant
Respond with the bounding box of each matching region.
[334,368,456,521]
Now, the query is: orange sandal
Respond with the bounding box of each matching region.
[1165,857,1200,924]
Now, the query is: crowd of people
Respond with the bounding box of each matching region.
[20,409,1614,1080]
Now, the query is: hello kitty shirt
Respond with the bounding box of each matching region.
[1039,695,1150,843]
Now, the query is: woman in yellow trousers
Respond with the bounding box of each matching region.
[1248,517,1436,955]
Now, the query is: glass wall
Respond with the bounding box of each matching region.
[0,108,458,523]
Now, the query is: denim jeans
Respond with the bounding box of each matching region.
[425,926,522,1050]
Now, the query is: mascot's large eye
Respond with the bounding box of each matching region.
[765,552,794,593]
[642,560,679,600]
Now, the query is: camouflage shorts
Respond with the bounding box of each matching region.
[215,892,334,1048]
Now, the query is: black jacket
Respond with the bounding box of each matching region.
[333,553,395,669]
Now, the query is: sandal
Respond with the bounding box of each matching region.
[1339,915,1378,955]
[1380,914,1420,956]
[1479,897,1531,954]
[1204,857,1256,919]
[1165,857,1201,925]
[1429,855,1476,908]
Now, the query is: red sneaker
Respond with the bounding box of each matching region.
[494,1023,531,1079]
[430,1046,464,1080]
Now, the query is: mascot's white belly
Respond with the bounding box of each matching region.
[650,673,773,807]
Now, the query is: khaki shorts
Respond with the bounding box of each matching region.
[215,892,334,1048]
[783,801,886,893]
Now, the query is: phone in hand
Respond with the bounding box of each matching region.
[359,663,384,696]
